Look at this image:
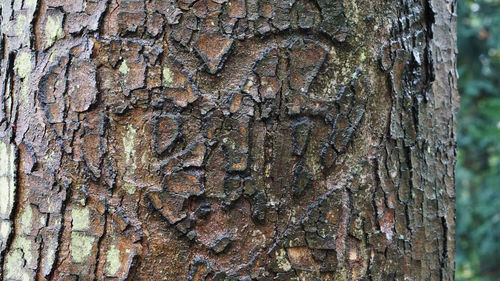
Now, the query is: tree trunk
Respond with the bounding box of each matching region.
[0,0,457,280]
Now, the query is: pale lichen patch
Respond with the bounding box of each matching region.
[4,236,36,279]
[15,14,27,37]
[38,228,59,276]
[0,140,15,255]
[72,207,90,231]
[24,0,38,10]
[123,181,136,195]
[70,232,95,263]
[105,244,121,276]
[4,249,25,279]
[0,177,11,218]
[0,141,15,219]
[122,124,137,194]
[275,248,292,272]
[14,51,32,79]
[123,124,137,169]
[13,236,34,265]
[19,206,33,234]
[0,220,11,240]
[162,65,173,87]
[45,14,65,48]
[360,51,366,62]
[119,60,130,75]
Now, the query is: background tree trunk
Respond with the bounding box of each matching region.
[0,0,457,280]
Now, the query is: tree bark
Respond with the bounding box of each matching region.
[0,0,457,280]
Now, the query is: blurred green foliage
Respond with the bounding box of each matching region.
[457,0,500,279]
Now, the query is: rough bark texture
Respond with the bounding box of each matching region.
[0,0,457,280]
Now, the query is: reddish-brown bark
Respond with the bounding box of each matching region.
[0,0,457,280]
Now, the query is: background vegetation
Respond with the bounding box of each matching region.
[457,0,500,279]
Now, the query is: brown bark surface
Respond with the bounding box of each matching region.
[0,0,457,280]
